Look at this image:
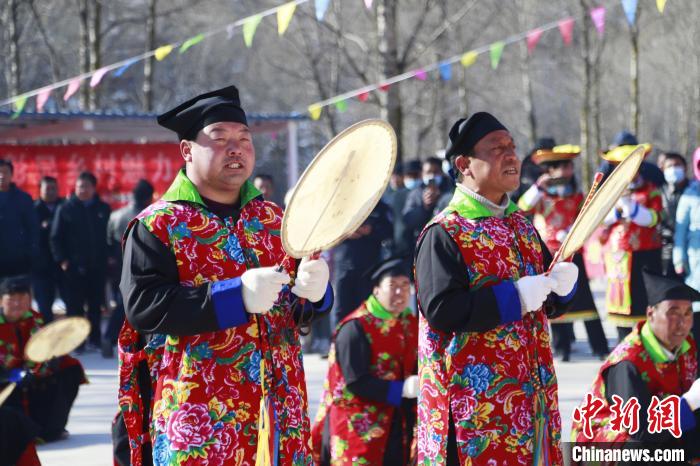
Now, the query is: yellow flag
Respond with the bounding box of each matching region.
[460,51,478,68]
[243,14,263,48]
[155,45,174,61]
[308,105,322,120]
[656,0,667,13]
[277,2,297,35]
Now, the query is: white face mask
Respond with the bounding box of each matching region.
[664,166,686,185]
[404,178,420,190]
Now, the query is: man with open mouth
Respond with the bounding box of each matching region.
[414,112,578,465]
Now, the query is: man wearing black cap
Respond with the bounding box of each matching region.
[311,257,418,465]
[414,112,579,465]
[117,86,333,465]
[572,268,700,463]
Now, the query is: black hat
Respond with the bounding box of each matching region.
[642,268,700,307]
[393,162,404,175]
[404,160,422,175]
[444,112,508,160]
[0,276,31,296]
[611,130,638,148]
[157,85,248,141]
[532,137,556,153]
[365,257,412,284]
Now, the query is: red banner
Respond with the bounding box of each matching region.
[1,143,181,208]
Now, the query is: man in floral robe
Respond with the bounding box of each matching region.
[414,112,579,465]
[117,86,333,466]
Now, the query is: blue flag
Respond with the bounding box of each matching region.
[621,0,638,25]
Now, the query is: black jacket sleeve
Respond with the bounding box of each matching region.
[336,320,394,404]
[49,203,68,264]
[120,221,220,336]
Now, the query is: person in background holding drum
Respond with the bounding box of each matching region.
[117,85,333,465]
[414,112,579,465]
[312,257,418,465]
[518,144,609,362]
[0,276,86,443]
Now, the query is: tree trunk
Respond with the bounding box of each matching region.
[520,43,536,149]
[579,0,593,189]
[376,0,403,162]
[88,1,101,110]
[143,0,157,112]
[628,4,641,136]
[77,0,90,109]
[4,0,21,98]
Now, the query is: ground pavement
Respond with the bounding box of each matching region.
[38,281,614,465]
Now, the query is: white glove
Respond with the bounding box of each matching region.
[402,375,419,399]
[515,275,556,315]
[240,267,290,315]
[291,257,329,302]
[618,196,636,218]
[683,379,700,411]
[549,262,579,297]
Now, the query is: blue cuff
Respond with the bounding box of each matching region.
[211,277,249,329]
[493,281,522,325]
[681,398,697,433]
[556,281,578,304]
[630,202,640,219]
[387,381,404,407]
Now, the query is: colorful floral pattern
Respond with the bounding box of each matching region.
[530,191,583,254]
[311,303,418,465]
[415,209,563,466]
[571,321,697,444]
[118,197,312,466]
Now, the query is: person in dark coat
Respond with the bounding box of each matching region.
[597,130,665,188]
[401,157,453,254]
[0,159,39,281]
[50,171,112,349]
[102,179,154,358]
[331,201,393,332]
[31,176,64,323]
[660,152,690,278]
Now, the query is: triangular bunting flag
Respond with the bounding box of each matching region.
[439,62,452,81]
[414,69,427,81]
[155,44,174,61]
[308,104,322,120]
[36,88,51,112]
[558,18,574,46]
[277,2,296,35]
[490,41,505,69]
[335,100,347,112]
[378,83,390,92]
[63,78,81,101]
[114,58,139,77]
[621,0,638,26]
[357,91,370,102]
[90,67,110,87]
[364,0,372,9]
[315,0,330,21]
[526,28,543,54]
[243,14,263,47]
[590,6,606,37]
[11,95,27,119]
[179,34,205,54]
[656,0,667,13]
[460,51,478,68]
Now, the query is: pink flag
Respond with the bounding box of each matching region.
[63,79,81,101]
[36,88,51,112]
[357,91,370,102]
[90,67,110,87]
[526,28,543,54]
[378,83,390,92]
[414,69,427,81]
[590,6,606,37]
[558,18,575,46]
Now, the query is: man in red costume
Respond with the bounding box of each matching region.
[117,86,333,466]
[312,257,418,465]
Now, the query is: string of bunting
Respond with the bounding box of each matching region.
[304,0,668,120]
[1,0,668,120]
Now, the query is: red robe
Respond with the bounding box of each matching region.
[311,301,418,465]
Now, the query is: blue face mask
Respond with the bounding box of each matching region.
[423,175,443,187]
[664,166,686,185]
[404,178,420,190]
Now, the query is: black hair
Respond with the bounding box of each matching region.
[0,159,13,174]
[77,171,97,187]
[662,152,686,167]
[40,176,57,185]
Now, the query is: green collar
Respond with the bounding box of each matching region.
[161,169,261,208]
[365,295,410,320]
[444,186,519,220]
[0,310,34,325]
[640,321,691,363]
